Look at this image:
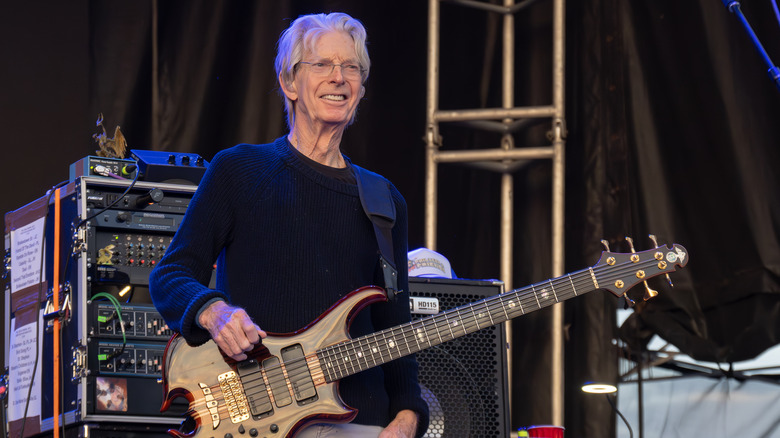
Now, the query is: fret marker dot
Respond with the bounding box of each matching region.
[388,340,396,348]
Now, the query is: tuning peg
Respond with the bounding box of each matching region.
[648,234,660,247]
[602,238,633,307]
[625,236,636,252]
[627,236,659,301]
[649,234,674,287]
[643,282,659,301]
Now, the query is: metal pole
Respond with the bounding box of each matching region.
[435,147,554,162]
[423,0,567,428]
[501,0,516,416]
[434,105,556,121]
[425,0,441,250]
[551,0,567,427]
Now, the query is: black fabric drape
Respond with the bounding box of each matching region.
[563,0,627,435]
[617,0,780,365]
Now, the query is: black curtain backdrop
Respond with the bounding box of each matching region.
[2,1,780,437]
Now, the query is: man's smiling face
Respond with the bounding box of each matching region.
[287,31,364,131]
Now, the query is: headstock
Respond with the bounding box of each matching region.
[595,236,688,304]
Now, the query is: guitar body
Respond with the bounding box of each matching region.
[161,286,388,438]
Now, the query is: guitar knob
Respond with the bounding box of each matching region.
[249,428,259,436]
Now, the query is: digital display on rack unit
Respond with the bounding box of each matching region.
[133,215,175,227]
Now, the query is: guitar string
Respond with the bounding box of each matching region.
[193,355,325,417]
[291,254,669,383]
[258,254,670,383]
[302,251,669,381]
[182,252,677,414]
[318,254,673,380]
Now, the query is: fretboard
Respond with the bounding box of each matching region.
[317,266,599,382]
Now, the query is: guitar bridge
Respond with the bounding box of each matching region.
[218,370,251,424]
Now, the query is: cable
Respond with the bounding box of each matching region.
[90,293,127,360]
[14,170,139,438]
[75,165,141,239]
[17,179,67,438]
[58,317,65,438]
[92,165,131,181]
[59,169,142,304]
[606,393,634,438]
[41,170,139,437]
[772,0,780,29]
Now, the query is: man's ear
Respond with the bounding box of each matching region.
[360,86,365,97]
[279,73,298,101]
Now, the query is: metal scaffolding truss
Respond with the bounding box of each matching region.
[424,0,567,425]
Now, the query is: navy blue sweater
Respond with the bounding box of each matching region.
[149,136,428,435]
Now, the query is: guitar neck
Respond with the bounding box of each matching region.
[317,267,598,382]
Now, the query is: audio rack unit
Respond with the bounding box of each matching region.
[5,176,212,437]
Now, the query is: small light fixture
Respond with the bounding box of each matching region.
[582,381,633,438]
[118,285,132,297]
[581,382,617,394]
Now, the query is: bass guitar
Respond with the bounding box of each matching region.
[161,242,688,438]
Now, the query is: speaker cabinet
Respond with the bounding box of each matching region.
[409,277,510,438]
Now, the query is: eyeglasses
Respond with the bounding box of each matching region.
[297,62,364,80]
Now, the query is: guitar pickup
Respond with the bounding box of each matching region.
[237,359,274,417]
[281,344,318,404]
[262,356,293,408]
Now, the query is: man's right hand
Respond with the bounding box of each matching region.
[198,300,267,361]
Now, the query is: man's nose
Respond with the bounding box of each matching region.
[329,64,346,81]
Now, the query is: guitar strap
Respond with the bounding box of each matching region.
[353,164,398,301]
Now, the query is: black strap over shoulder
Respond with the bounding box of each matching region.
[353,164,398,301]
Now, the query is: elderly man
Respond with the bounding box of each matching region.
[150,12,429,438]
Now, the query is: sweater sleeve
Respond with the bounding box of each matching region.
[371,186,430,437]
[149,149,238,345]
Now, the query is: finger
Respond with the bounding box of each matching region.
[229,351,248,361]
[230,327,255,353]
[256,324,267,339]
[222,334,249,361]
[221,310,254,351]
[226,329,249,360]
[242,321,260,346]
[213,331,244,359]
[220,324,251,356]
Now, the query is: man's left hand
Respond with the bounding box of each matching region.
[379,409,418,438]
